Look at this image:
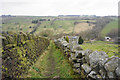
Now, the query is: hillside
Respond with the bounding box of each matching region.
[2,16,96,35]
[101,19,118,37]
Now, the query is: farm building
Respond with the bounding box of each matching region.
[105,36,112,41]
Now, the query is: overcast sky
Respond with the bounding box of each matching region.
[0,0,119,16]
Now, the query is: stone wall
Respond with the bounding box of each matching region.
[2,32,50,79]
[54,36,120,79]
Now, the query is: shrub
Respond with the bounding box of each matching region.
[48,19,50,21]
[40,30,53,38]
[65,36,69,43]
[78,36,84,44]
[32,20,38,23]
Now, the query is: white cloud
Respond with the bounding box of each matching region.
[0,0,119,16]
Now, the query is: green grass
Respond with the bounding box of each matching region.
[52,20,74,29]
[35,20,75,34]
[81,41,119,57]
[23,41,76,78]
[101,20,118,37]
[2,16,53,33]
[2,18,36,33]
[51,42,74,78]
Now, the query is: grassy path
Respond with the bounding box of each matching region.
[23,41,77,79]
[43,42,56,77]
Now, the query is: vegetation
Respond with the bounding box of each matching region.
[107,28,118,38]
[65,36,69,43]
[24,41,76,78]
[78,36,84,44]
[2,32,50,79]
[2,16,97,35]
[40,30,54,38]
[101,20,118,37]
[81,41,119,57]
[32,20,38,23]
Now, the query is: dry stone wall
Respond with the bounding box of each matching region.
[54,36,120,80]
[2,32,50,79]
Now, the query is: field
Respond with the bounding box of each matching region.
[74,22,94,33]
[81,41,119,57]
[2,16,96,35]
[101,19,118,37]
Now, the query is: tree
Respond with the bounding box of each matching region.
[32,20,38,23]
[48,19,50,21]
[78,36,84,44]
[65,36,69,43]
[44,26,46,28]
[40,30,53,38]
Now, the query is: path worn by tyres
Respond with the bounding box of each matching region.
[43,43,57,77]
[24,41,75,78]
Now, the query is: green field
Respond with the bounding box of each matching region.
[81,41,119,57]
[35,20,75,35]
[101,19,118,37]
[2,16,96,35]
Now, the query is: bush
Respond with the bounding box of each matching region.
[40,30,53,38]
[65,36,69,43]
[32,20,38,23]
[78,36,84,44]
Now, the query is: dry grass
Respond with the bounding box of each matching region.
[74,23,94,33]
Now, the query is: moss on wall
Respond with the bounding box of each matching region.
[2,31,50,79]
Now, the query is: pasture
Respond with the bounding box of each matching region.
[81,41,119,57]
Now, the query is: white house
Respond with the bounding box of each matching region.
[105,37,112,41]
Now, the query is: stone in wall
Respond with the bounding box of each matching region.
[99,69,107,78]
[84,49,93,64]
[69,53,77,63]
[89,51,109,69]
[76,59,82,63]
[104,57,119,72]
[70,45,83,53]
[74,63,80,68]
[115,67,120,78]
[104,57,119,78]
[81,64,92,74]
[75,51,83,58]
[88,71,97,79]
[73,68,81,74]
